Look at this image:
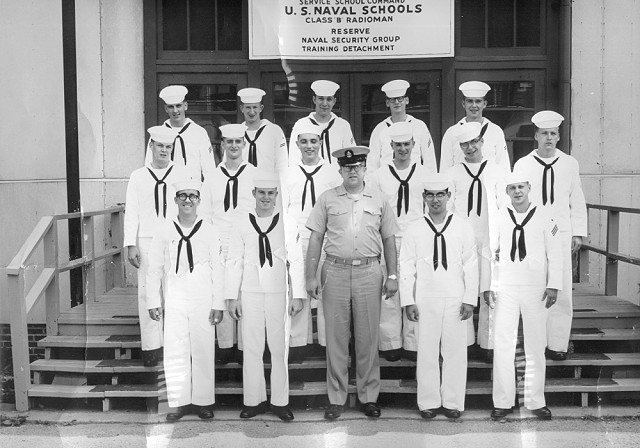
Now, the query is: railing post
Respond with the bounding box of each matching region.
[44,220,60,336]
[605,210,620,296]
[82,215,96,301]
[5,268,31,411]
[110,209,124,288]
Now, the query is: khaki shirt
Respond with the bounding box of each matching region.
[306,184,399,259]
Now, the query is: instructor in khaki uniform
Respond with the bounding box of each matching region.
[306,146,400,420]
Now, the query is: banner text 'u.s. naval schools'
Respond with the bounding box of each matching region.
[249,0,454,60]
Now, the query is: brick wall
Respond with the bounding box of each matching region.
[0,324,47,404]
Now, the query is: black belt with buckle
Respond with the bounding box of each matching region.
[325,255,380,266]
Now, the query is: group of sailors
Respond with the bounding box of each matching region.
[123,79,587,422]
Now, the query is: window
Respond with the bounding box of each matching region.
[160,0,242,52]
[483,80,537,163]
[460,0,542,49]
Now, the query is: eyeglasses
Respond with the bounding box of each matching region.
[177,193,200,202]
[388,96,405,103]
[341,164,365,173]
[424,192,447,200]
[460,138,482,149]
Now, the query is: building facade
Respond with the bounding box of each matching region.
[1,0,639,329]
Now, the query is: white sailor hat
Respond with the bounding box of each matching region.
[148,125,178,144]
[253,172,280,189]
[456,122,483,144]
[459,81,491,98]
[531,110,564,129]
[219,123,248,139]
[159,85,188,105]
[296,121,322,138]
[423,173,452,192]
[332,146,370,166]
[173,179,202,193]
[388,122,414,143]
[238,87,266,104]
[311,80,340,97]
[381,79,410,98]
[504,170,530,186]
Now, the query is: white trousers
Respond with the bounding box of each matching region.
[216,232,237,349]
[547,231,572,351]
[477,239,494,349]
[492,285,547,410]
[416,297,468,411]
[290,237,326,347]
[241,291,290,406]
[137,238,163,351]
[380,236,418,351]
[164,294,216,408]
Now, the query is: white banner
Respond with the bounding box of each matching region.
[249,0,454,60]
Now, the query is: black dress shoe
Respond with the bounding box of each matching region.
[324,404,344,420]
[142,350,158,367]
[270,404,294,421]
[545,349,567,361]
[442,407,461,419]
[198,406,214,419]
[216,347,235,364]
[484,349,494,364]
[166,405,188,422]
[288,346,306,364]
[240,401,269,419]
[380,349,402,362]
[419,408,438,419]
[361,402,381,418]
[491,407,513,420]
[531,406,552,420]
[402,349,418,362]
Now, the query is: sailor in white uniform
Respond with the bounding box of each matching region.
[513,111,587,361]
[280,122,342,362]
[440,81,511,172]
[288,80,355,167]
[146,179,225,422]
[488,171,563,421]
[367,121,431,362]
[443,121,509,359]
[124,125,184,367]
[199,123,257,364]
[145,85,216,181]
[225,173,305,422]
[400,173,478,419]
[232,88,288,173]
[367,80,437,174]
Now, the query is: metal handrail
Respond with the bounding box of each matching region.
[3,206,125,411]
[580,203,640,295]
